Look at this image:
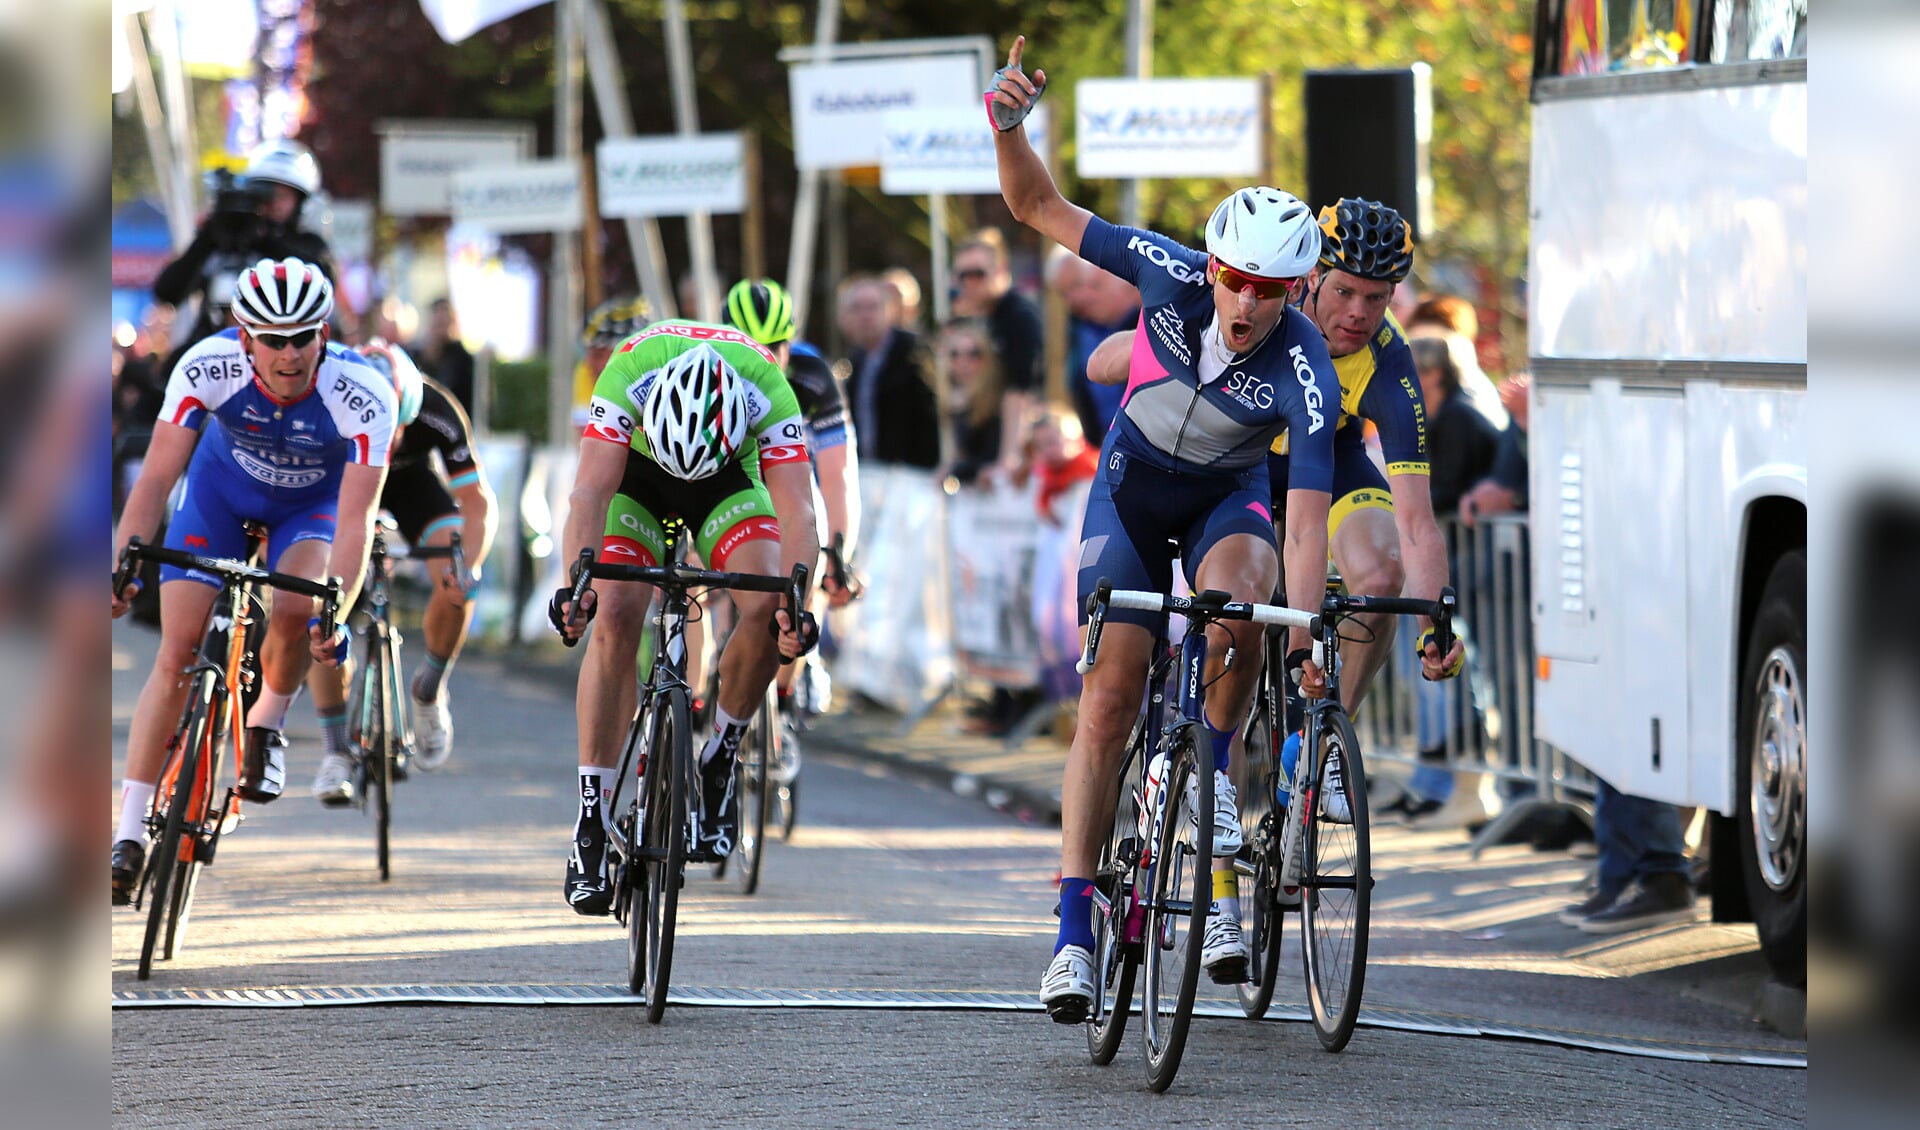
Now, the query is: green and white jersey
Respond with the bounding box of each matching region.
[583,319,811,475]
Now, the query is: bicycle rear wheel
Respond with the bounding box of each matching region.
[641,686,690,1023]
[730,686,775,895]
[141,692,211,979]
[1302,709,1371,1051]
[1141,726,1211,1093]
[1237,674,1284,1019]
[1086,747,1142,1065]
[368,633,394,881]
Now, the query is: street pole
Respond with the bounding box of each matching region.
[549,0,583,449]
[662,0,720,323]
[1119,0,1154,227]
[150,0,199,242]
[582,0,676,319]
[784,0,842,338]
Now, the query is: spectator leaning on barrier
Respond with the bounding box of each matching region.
[952,228,1044,476]
[1405,293,1508,431]
[1460,371,1531,526]
[836,275,939,471]
[1411,336,1503,518]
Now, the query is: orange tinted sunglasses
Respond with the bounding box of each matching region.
[1210,257,1298,300]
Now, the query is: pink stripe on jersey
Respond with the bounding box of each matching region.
[1121,309,1168,407]
[1245,499,1271,522]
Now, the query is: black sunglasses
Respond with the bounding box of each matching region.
[253,328,320,351]
[954,267,989,282]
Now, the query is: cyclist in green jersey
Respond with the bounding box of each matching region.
[549,319,820,915]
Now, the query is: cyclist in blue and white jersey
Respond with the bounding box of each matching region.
[987,36,1340,1019]
[109,258,394,904]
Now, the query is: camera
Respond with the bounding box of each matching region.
[204,169,271,251]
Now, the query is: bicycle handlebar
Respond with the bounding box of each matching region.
[1325,586,1457,661]
[1077,577,1321,675]
[570,550,814,660]
[117,537,343,634]
[824,533,862,601]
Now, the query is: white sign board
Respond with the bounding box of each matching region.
[597,133,747,218]
[327,198,375,262]
[1075,78,1264,179]
[879,107,1049,196]
[788,55,980,170]
[378,123,534,216]
[450,160,583,234]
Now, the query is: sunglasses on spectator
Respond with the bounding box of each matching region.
[1210,258,1298,300]
[251,327,321,350]
[947,346,984,360]
[954,267,989,282]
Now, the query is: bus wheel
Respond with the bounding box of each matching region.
[1737,549,1806,986]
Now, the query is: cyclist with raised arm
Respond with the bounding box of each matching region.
[301,339,498,799]
[109,258,393,903]
[987,36,1341,1020]
[548,319,820,915]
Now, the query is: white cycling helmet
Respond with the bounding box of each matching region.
[640,342,749,481]
[246,139,322,198]
[1204,186,1320,279]
[231,257,333,333]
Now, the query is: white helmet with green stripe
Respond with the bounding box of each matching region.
[640,342,750,480]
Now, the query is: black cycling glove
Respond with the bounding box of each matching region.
[768,608,820,663]
[549,587,596,644]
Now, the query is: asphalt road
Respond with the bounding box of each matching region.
[110,623,1805,1127]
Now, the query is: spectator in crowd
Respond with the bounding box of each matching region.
[412,297,475,412]
[1406,293,1508,431]
[937,318,1005,486]
[1460,372,1531,525]
[836,275,939,471]
[1561,778,1698,932]
[1047,248,1138,443]
[881,266,925,330]
[1027,407,1098,528]
[951,228,1044,474]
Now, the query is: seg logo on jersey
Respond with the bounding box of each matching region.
[1223,370,1274,411]
[1289,345,1326,433]
[1127,236,1205,286]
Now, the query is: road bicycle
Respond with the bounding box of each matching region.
[562,529,808,1023]
[345,520,463,881]
[1236,579,1456,1051]
[114,534,340,980]
[1076,578,1317,1092]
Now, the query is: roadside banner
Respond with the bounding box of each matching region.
[948,478,1043,686]
[830,465,955,714]
[788,54,979,170]
[1074,77,1264,179]
[879,107,1049,196]
[449,159,583,234]
[327,198,375,262]
[377,121,535,216]
[597,133,746,217]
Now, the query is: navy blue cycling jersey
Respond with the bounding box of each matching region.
[787,341,852,451]
[1078,216,1339,491]
[159,328,397,500]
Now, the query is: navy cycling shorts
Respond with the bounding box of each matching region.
[160,473,338,588]
[1076,447,1278,630]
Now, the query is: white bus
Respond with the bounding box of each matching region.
[1525,0,1807,982]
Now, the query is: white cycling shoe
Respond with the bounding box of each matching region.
[1040,945,1095,1024]
[1202,904,1248,984]
[412,694,454,771]
[1185,769,1242,855]
[313,753,357,808]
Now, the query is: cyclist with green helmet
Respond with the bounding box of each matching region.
[549,318,820,914]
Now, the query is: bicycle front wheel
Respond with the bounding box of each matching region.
[369,633,394,881]
[141,692,212,979]
[1086,742,1142,1065]
[1237,675,1284,1019]
[1141,726,1211,1093]
[1302,709,1371,1052]
[641,686,690,1023]
[730,686,775,895]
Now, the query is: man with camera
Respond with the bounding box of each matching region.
[153,139,336,356]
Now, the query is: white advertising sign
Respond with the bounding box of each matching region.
[449,159,582,234]
[879,107,1048,196]
[788,55,980,170]
[1074,78,1264,179]
[327,198,375,262]
[597,133,746,218]
[378,123,534,216]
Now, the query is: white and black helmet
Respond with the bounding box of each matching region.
[1205,186,1320,279]
[245,139,322,198]
[640,342,749,481]
[231,257,334,332]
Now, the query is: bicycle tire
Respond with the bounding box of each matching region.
[777,777,798,840]
[1302,708,1371,1052]
[140,690,211,979]
[1237,676,1283,1019]
[1141,725,1211,1093]
[369,631,393,881]
[731,686,775,895]
[642,685,691,1023]
[1086,741,1143,1065]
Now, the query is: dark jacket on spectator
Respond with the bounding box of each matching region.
[845,327,940,470]
[986,289,1044,396]
[1426,394,1504,516]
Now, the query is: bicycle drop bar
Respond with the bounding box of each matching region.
[1326,586,1457,660]
[1078,576,1322,675]
[824,532,862,600]
[117,537,343,633]
[410,531,467,591]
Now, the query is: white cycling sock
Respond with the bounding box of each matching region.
[699,706,749,766]
[247,686,293,731]
[118,781,157,844]
[577,766,613,832]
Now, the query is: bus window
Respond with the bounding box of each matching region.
[1709,0,1810,62]
[1556,0,1696,75]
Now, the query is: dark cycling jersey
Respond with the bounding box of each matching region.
[390,377,481,488]
[1078,216,1338,489]
[1269,310,1428,476]
[785,341,852,452]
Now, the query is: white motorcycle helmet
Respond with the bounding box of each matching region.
[246,139,323,199]
[1204,186,1319,278]
[639,343,750,481]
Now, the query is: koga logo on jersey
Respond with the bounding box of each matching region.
[1222,369,1274,411]
[330,376,388,425]
[1149,307,1191,365]
[1288,346,1326,433]
[1126,236,1206,286]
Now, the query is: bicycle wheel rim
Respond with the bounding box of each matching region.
[163,858,203,961]
[1302,711,1370,1051]
[1086,759,1141,1065]
[644,686,690,1023]
[1141,729,1210,1092]
[734,689,774,895]
[1237,683,1282,1018]
[140,694,210,979]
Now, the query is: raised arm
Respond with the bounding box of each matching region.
[989,36,1093,253]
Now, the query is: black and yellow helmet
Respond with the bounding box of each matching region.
[582,296,651,349]
[1317,198,1415,283]
[725,278,796,346]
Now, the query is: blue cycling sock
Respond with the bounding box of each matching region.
[1205,717,1236,774]
[411,649,452,703]
[1056,876,1096,953]
[319,708,350,759]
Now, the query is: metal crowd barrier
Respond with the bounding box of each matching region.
[1350,513,1596,854]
